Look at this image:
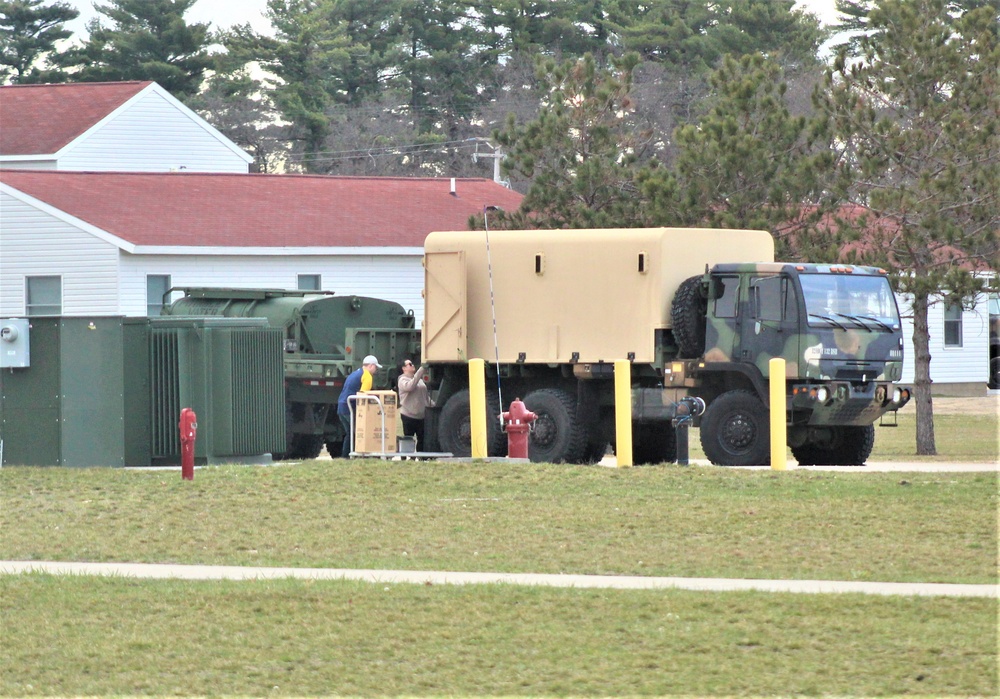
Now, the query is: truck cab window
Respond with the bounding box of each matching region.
[752,275,786,321]
[713,276,739,318]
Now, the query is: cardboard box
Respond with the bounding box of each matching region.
[354,390,398,453]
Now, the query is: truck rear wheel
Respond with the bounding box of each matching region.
[523,388,587,463]
[437,389,505,457]
[700,390,770,466]
[671,275,707,358]
[791,425,875,465]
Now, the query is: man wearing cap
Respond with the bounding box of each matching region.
[337,355,382,458]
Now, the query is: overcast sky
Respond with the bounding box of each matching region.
[62,0,842,38]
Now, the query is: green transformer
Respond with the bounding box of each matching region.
[162,288,420,459]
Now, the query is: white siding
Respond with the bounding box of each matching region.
[58,88,250,173]
[0,192,120,316]
[897,294,990,385]
[119,253,427,321]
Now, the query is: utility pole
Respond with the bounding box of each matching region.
[471,140,507,187]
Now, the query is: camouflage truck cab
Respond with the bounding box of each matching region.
[682,263,909,465]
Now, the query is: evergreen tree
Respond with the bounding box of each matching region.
[57,0,212,98]
[639,54,834,257]
[0,0,78,83]
[816,0,1000,454]
[491,53,652,229]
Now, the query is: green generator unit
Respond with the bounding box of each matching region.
[0,316,285,467]
[162,288,420,460]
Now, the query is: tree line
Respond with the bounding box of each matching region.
[1,0,998,454]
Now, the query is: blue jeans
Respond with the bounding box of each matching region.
[339,413,353,458]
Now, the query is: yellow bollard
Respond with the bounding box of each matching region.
[769,357,787,470]
[615,359,633,467]
[468,358,487,458]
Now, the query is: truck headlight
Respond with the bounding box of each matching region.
[815,386,829,403]
[892,387,903,403]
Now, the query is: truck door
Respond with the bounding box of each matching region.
[704,274,741,362]
[423,250,467,361]
[741,274,800,379]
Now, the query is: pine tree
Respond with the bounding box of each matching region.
[0,0,78,83]
[816,0,1000,454]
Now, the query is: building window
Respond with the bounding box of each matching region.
[147,275,172,316]
[25,276,61,316]
[298,274,321,291]
[943,303,963,347]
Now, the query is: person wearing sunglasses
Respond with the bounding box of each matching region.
[397,358,433,449]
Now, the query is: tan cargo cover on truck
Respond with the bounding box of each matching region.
[422,227,774,365]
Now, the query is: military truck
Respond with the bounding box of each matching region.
[420,228,911,465]
[162,288,420,459]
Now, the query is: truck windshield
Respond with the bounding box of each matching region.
[799,274,900,332]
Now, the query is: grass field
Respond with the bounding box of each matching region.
[2,463,996,584]
[2,575,995,697]
[1,401,996,697]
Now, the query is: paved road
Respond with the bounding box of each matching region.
[2,561,995,598]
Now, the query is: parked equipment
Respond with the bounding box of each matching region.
[420,227,911,466]
[162,288,420,459]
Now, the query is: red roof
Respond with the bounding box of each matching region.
[0,170,524,247]
[0,81,151,156]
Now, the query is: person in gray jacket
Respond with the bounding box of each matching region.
[397,358,433,448]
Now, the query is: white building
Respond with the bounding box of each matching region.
[0,81,252,173]
[0,170,524,324]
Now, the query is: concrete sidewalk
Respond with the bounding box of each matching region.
[2,561,995,598]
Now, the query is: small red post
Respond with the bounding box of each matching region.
[179,408,197,480]
[501,398,537,459]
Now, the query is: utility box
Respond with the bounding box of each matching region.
[0,317,132,466]
[0,318,30,368]
[147,317,286,465]
[0,316,285,467]
[354,390,398,454]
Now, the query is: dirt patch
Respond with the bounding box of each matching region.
[929,395,999,416]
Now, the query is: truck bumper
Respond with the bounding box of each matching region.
[790,382,910,426]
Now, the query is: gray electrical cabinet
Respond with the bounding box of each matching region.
[0,318,30,368]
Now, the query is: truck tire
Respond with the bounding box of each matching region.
[791,425,875,465]
[523,388,588,463]
[325,439,344,459]
[989,356,1000,390]
[700,390,770,466]
[671,275,707,358]
[632,422,677,465]
[437,389,505,457]
[289,434,324,460]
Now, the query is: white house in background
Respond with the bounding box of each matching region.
[0,170,523,324]
[0,81,252,172]
[896,292,994,396]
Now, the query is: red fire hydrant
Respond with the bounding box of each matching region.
[179,408,197,480]
[501,398,537,459]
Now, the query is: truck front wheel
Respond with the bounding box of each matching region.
[791,425,875,465]
[700,390,770,466]
[523,388,587,463]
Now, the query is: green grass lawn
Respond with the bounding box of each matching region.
[2,575,995,697]
[2,462,995,584]
[2,418,996,697]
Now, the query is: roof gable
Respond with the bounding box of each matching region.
[0,171,524,248]
[0,81,151,156]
